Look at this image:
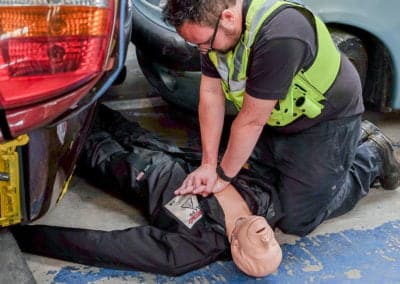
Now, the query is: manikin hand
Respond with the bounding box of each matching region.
[175,164,229,197]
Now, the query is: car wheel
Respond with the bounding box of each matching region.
[330,27,394,111]
[329,27,368,89]
[136,47,200,112]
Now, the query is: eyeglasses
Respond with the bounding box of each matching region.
[186,13,221,53]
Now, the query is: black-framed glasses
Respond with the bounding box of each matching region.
[186,13,221,53]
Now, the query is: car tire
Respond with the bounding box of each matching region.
[330,27,394,111]
[136,48,200,112]
[329,27,368,89]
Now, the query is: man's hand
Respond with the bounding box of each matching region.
[175,164,217,196]
[207,178,231,196]
[175,164,230,197]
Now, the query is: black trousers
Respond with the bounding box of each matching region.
[250,115,381,236]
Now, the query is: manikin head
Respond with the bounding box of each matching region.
[230,215,282,277]
[163,0,243,54]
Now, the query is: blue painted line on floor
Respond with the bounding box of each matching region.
[51,220,400,283]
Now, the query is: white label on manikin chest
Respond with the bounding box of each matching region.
[164,195,203,229]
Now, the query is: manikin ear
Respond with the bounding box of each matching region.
[231,238,240,248]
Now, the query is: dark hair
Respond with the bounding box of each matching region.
[163,0,236,28]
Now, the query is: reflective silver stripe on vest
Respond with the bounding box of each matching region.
[215,55,246,93]
[216,54,230,83]
[231,0,279,80]
[229,79,246,93]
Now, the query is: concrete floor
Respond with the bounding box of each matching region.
[24,44,400,283]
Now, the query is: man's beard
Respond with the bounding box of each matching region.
[214,26,242,54]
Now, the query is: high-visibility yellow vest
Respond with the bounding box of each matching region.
[208,0,341,126]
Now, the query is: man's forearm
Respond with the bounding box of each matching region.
[220,118,264,178]
[199,104,224,166]
[219,95,277,179]
[198,75,226,166]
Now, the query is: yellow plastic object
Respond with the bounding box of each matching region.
[0,135,29,227]
[57,171,74,203]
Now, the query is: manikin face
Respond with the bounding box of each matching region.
[230,216,282,277]
[177,9,242,54]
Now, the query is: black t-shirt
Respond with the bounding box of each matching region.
[201,4,364,133]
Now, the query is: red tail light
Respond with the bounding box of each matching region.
[0,1,115,108]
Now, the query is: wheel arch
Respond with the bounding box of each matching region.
[306,1,400,111]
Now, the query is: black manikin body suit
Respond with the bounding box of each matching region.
[12,107,282,276]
